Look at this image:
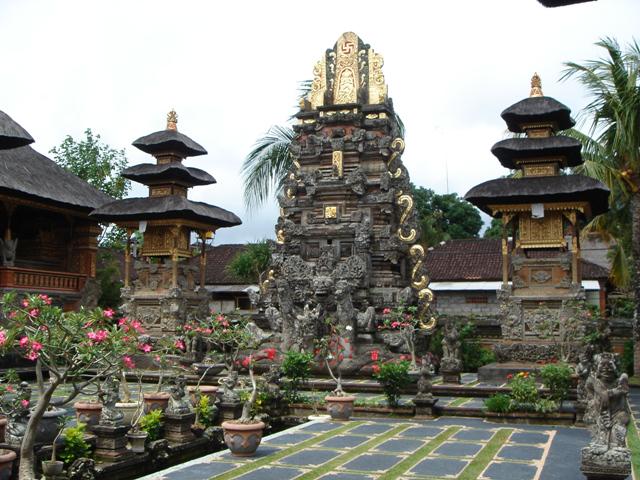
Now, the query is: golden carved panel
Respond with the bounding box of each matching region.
[368,49,387,104]
[324,206,338,219]
[518,211,564,248]
[309,58,326,109]
[522,164,556,177]
[142,226,190,257]
[150,186,171,197]
[332,151,343,178]
[333,32,359,105]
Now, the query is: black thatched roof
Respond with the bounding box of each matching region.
[122,163,216,186]
[501,97,575,133]
[538,0,595,6]
[0,146,112,211]
[0,111,34,150]
[90,195,242,228]
[491,136,582,169]
[465,174,609,217]
[132,129,207,157]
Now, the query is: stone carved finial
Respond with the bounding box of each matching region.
[530,72,544,97]
[166,109,178,130]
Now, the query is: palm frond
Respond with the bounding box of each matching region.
[241,125,295,211]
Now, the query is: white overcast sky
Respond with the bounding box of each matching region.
[1,0,638,244]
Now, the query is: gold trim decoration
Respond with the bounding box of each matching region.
[167,109,178,130]
[324,206,338,219]
[332,151,344,178]
[518,211,564,249]
[260,269,276,293]
[530,72,543,97]
[409,244,428,290]
[368,48,387,104]
[396,192,417,243]
[309,58,326,109]
[407,245,436,331]
[489,202,588,215]
[333,32,359,105]
[276,229,285,245]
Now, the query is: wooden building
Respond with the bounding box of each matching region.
[0,110,111,309]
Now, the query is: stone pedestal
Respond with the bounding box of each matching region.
[92,424,133,462]
[164,412,196,443]
[219,401,243,422]
[413,396,438,418]
[580,445,631,480]
[441,370,461,385]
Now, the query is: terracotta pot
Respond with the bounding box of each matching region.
[187,385,219,405]
[221,421,265,457]
[143,392,170,413]
[115,401,142,426]
[126,431,148,453]
[41,460,64,476]
[0,449,16,480]
[0,417,6,443]
[74,402,102,429]
[325,395,356,421]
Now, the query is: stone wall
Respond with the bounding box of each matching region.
[433,291,500,317]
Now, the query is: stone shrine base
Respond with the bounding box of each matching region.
[478,362,541,385]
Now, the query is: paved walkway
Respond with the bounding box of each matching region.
[142,416,591,480]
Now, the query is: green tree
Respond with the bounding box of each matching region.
[562,37,640,359]
[50,128,131,248]
[226,241,271,284]
[483,218,503,239]
[412,185,483,246]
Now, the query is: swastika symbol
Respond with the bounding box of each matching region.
[340,41,355,54]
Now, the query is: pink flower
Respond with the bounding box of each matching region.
[21,399,29,408]
[130,320,143,333]
[25,351,38,361]
[174,339,186,351]
[370,350,379,361]
[38,294,52,305]
[139,343,152,353]
[241,356,251,368]
[383,308,391,315]
[122,356,135,369]
[31,341,42,352]
[7,311,17,319]
[372,364,381,374]
[19,337,29,348]
[87,330,108,343]
[21,299,29,308]
[118,317,127,326]
[29,309,39,317]
[103,308,115,318]
[0,331,6,346]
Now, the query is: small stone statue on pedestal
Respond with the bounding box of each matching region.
[219,371,240,403]
[164,375,195,443]
[580,353,631,480]
[166,375,191,415]
[413,356,438,417]
[99,377,124,426]
[440,320,462,384]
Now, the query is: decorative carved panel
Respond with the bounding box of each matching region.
[518,211,564,248]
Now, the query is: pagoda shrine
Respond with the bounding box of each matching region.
[465,74,609,361]
[91,111,241,335]
[257,32,434,370]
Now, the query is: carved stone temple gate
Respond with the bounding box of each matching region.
[255,32,435,372]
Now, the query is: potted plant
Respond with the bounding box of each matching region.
[221,348,275,456]
[126,375,149,453]
[0,449,16,480]
[139,409,163,442]
[0,295,143,479]
[41,415,69,476]
[141,336,182,412]
[316,320,356,421]
[59,423,91,468]
[116,369,142,426]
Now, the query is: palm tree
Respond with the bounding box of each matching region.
[562,37,640,365]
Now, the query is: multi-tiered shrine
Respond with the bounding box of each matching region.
[258,32,434,368]
[91,111,241,335]
[465,75,609,361]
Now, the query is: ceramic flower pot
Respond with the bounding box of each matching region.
[187,385,219,405]
[73,401,102,429]
[0,449,16,480]
[193,363,226,378]
[221,421,265,457]
[41,460,64,476]
[143,392,170,413]
[126,431,148,453]
[325,395,356,421]
[115,401,142,426]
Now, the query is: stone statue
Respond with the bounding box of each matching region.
[581,352,631,479]
[295,302,320,352]
[576,345,594,409]
[68,458,97,480]
[335,280,356,341]
[167,375,192,415]
[415,356,435,400]
[356,305,376,332]
[6,381,31,446]
[218,370,240,403]
[0,237,18,266]
[98,377,124,426]
[441,320,462,372]
[264,305,282,332]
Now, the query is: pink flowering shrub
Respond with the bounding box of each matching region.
[379,304,421,369]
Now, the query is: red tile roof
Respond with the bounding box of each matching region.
[424,238,609,282]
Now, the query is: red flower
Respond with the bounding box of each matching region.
[241,356,251,368]
[264,348,276,360]
[372,364,380,374]
[370,350,379,361]
[506,374,513,380]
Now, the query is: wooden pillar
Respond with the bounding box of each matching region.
[501,214,511,288]
[124,228,132,288]
[199,232,206,289]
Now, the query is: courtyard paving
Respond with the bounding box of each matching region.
[142,415,593,480]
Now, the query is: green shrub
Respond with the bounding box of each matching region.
[60,423,91,466]
[195,394,217,428]
[281,351,314,402]
[508,372,538,410]
[622,339,634,376]
[539,362,573,406]
[484,394,512,413]
[374,360,411,407]
[459,322,496,372]
[140,409,164,441]
[534,398,558,414]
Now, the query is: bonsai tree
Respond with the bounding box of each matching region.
[236,348,277,423]
[0,293,141,479]
[315,318,352,396]
[195,312,254,372]
[380,304,420,370]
